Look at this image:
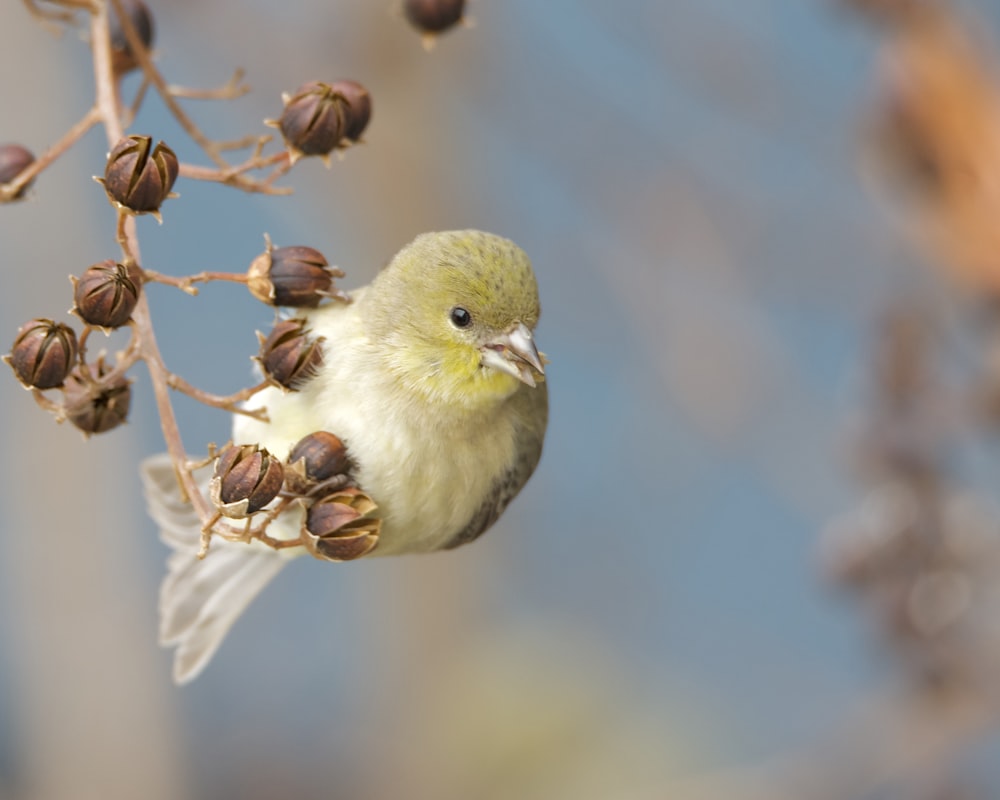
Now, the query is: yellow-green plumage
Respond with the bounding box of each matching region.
[142,230,548,682]
[362,230,542,407]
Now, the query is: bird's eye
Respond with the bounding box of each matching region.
[449,306,472,328]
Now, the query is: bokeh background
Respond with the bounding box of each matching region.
[5,1,1000,798]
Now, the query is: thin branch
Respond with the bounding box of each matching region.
[92,4,214,526]
[75,325,93,367]
[123,76,150,127]
[41,0,96,8]
[196,511,222,557]
[212,134,268,153]
[114,209,139,264]
[140,271,199,295]
[23,0,94,26]
[95,330,142,386]
[212,497,302,549]
[166,374,271,421]
[91,4,123,143]
[199,497,304,558]
[30,388,64,417]
[261,157,295,189]
[178,148,294,194]
[168,68,249,101]
[142,269,248,294]
[253,530,304,550]
[0,105,101,202]
[134,294,216,521]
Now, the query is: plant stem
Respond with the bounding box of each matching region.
[91,2,214,525]
[0,105,101,202]
[166,374,271,420]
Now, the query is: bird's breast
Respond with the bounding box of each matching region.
[314,384,516,556]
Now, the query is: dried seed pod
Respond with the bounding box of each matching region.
[307,523,381,561]
[6,319,78,390]
[62,359,132,436]
[327,80,372,143]
[302,488,380,561]
[277,81,351,158]
[404,0,465,33]
[285,431,350,493]
[109,0,155,74]
[102,135,178,215]
[0,144,36,199]
[72,260,143,329]
[210,444,285,518]
[247,243,344,307]
[257,318,324,390]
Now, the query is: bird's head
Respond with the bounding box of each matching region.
[365,230,545,409]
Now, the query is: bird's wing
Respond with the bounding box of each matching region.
[141,453,287,683]
[445,381,549,549]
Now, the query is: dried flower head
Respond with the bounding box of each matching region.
[102,135,178,215]
[285,431,351,493]
[301,488,381,561]
[275,80,371,159]
[277,81,346,158]
[210,444,285,518]
[109,0,155,75]
[6,319,78,390]
[72,260,143,330]
[404,0,466,34]
[62,358,132,436]
[247,241,344,308]
[257,318,325,390]
[0,144,36,199]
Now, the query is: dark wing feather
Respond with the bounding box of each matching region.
[445,380,549,549]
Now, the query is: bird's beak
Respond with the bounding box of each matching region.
[479,322,546,387]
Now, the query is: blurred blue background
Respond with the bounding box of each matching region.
[4,1,1000,798]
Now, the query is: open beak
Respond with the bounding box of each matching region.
[479,322,546,387]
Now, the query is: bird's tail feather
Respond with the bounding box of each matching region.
[141,453,286,684]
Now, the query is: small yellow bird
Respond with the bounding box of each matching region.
[142,230,548,683]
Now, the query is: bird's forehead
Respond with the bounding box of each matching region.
[409,231,539,320]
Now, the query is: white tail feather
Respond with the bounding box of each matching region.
[141,454,286,684]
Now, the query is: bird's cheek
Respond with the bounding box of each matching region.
[439,342,481,378]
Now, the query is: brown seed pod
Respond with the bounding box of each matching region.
[109,0,155,74]
[62,359,132,436]
[103,135,178,215]
[285,431,351,493]
[404,0,465,33]
[247,243,344,308]
[302,488,380,561]
[73,260,143,329]
[210,444,285,518]
[278,82,349,158]
[0,144,36,199]
[6,319,78,390]
[257,318,325,390]
[327,80,372,143]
